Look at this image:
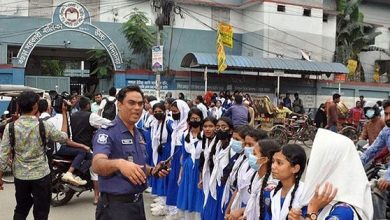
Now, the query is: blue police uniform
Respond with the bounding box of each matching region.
[93,116,148,220]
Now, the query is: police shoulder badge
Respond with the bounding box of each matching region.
[97,134,108,144]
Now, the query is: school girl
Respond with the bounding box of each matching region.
[149,102,173,215]
[199,117,218,210]
[165,99,190,219]
[288,129,373,220]
[264,144,307,220]
[177,108,205,219]
[241,139,281,220]
[223,128,268,216]
[202,117,237,220]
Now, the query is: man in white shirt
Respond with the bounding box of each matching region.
[91,93,103,114]
[194,95,208,119]
[98,87,117,120]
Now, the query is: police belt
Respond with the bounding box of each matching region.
[101,192,143,203]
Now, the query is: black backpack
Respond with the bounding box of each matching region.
[9,118,54,168]
[102,98,116,120]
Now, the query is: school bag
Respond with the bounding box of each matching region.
[9,118,54,168]
[102,98,116,120]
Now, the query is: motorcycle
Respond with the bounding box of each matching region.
[51,154,94,207]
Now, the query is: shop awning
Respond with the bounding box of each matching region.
[181,52,348,75]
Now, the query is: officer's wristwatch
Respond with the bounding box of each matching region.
[305,213,318,220]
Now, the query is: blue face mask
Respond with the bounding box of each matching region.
[244,147,254,158]
[231,139,243,153]
[366,109,375,119]
[248,153,261,171]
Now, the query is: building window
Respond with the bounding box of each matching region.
[277,5,286,12]
[323,14,329,22]
[303,8,311,17]
[212,7,230,28]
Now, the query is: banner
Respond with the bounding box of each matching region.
[218,22,233,48]
[347,59,357,75]
[216,33,227,73]
[152,46,163,71]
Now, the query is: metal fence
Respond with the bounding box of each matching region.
[25,76,70,93]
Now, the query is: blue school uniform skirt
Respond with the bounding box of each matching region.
[166,145,182,206]
[151,141,171,196]
[177,150,204,212]
[202,191,217,220]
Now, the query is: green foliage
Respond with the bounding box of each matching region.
[335,0,381,81]
[122,8,154,55]
[41,60,65,76]
[87,49,113,78]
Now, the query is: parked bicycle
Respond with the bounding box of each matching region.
[269,112,317,147]
[339,119,366,143]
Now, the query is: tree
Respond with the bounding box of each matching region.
[41,60,65,76]
[87,49,113,78]
[122,8,155,69]
[335,0,381,81]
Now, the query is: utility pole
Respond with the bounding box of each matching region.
[156,27,161,98]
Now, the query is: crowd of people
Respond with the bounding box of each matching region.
[0,85,389,220]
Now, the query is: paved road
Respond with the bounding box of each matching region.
[0,184,160,220]
[0,141,311,219]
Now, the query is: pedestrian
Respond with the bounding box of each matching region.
[264,144,307,219]
[165,99,190,219]
[98,87,117,120]
[91,93,103,114]
[292,93,304,114]
[92,85,170,220]
[149,102,173,216]
[242,139,280,220]
[349,100,364,126]
[194,95,208,119]
[176,108,204,219]
[202,117,237,220]
[209,100,224,120]
[70,96,111,204]
[0,91,68,220]
[314,103,327,128]
[283,93,292,109]
[223,95,250,128]
[359,95,366,107]
[326,93,341,132]
[243,100,255,127]
[289,129,373,220]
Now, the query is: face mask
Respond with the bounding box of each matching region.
[172,113,180,120]
[248,153,262,171]
[216,130,230,140]
[365,109,375,119]
[244,147,254,158]
[154,112,165,121]
[189,121,202,128]
[230,139,243,153]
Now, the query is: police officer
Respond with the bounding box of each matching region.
[92,85,169,220]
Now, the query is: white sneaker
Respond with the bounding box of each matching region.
[61,172,87,186]
[151,204,166,213]
[150,202,161,208]
[151,205,168,216]
[145,187,152,193]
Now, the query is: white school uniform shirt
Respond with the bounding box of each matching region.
[221,153,245,209]
[202,136,216,207]
[271,181,305,220]
[230,158,256,210]
[209,141,230,200]
[244,174,278,220]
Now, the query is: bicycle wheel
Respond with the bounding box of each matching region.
[340,126,358,142]
[1,164,14,183]
[269,127,289,146]
[302,126,317,148]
